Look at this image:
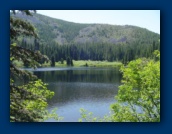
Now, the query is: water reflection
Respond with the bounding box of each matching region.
[34,67,121,83]
[47,82,119,107]
[32,67,121,122]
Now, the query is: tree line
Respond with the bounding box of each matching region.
[10,10,160,122]
[19,38,160,65]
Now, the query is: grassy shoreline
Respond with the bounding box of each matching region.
[14,60,122,68]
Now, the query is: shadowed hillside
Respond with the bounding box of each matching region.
[11,12,160,64]
[12,13,160,45]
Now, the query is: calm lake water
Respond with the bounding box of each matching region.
[25,67,122,122]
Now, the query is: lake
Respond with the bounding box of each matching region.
[27,67,122,122]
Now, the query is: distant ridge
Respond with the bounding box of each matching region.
[11,13,160,46]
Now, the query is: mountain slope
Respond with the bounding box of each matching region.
[11,13,160,45]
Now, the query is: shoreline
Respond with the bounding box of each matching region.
[14,60,123,68]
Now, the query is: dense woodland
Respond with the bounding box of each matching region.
[19,38,160,65]
[11,12,160,66]
[10,11,160,122]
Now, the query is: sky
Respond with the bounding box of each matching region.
[37,10,160,34]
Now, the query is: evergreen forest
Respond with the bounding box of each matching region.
[10,10,160,122]
[11,12,160,65]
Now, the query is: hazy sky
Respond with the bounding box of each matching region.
[37,10,160,34]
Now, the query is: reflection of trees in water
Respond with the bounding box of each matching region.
[33,68,122,106]
[66,70,73,82]
[34,68,122,84]
[47,82,119,106]
[34,71,46,82]
[51,71,55,77]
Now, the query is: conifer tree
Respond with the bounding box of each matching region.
[10,10,58,122]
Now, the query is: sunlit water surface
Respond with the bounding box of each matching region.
[24,67,122,122]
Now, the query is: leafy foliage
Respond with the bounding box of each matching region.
[78,108,112,122]
[10,11,37,40]
[10,10,60,122]
[110,51,160,122]
[79,51,160,122]
[10,11,160,122]
[10,79,61,122]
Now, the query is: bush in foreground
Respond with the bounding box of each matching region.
[79,51,160,122]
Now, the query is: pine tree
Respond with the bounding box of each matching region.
[66,56,71,66]
[10,10,57,122]
[71,58,74,66]
[61,58,64,64]
[51,56,55,67]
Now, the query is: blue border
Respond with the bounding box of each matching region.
[1,0,171,134]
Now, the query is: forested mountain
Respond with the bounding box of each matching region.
[11,12,160,64]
